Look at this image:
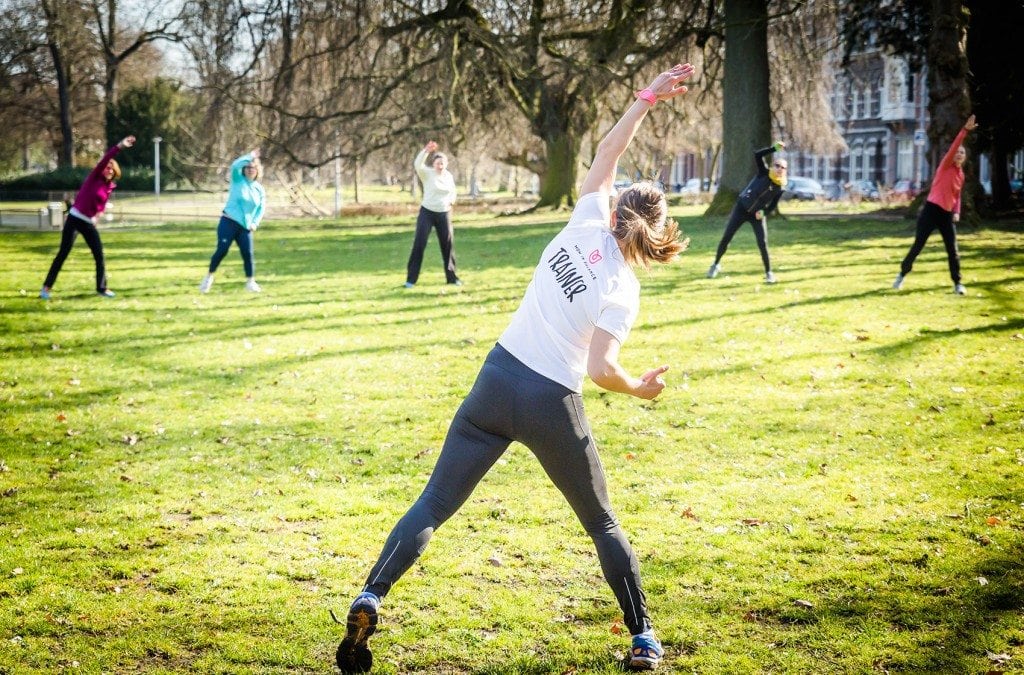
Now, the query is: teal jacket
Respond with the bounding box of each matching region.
[222,153,265,230]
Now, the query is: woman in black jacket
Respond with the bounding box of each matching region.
[707,142,787,283]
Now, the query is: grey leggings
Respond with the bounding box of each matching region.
[361,343,652,635]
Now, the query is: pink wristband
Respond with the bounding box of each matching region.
[635,88,657,106]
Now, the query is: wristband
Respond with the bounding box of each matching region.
[635,88,657,106]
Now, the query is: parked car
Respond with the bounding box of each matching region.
[678,177,714,195]
[891,179,917,200]
[783,176,825,201]
[849,180,881,201]
[820,180,844,201]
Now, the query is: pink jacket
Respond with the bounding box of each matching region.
[72,144,121,219]
[925,127,968,216]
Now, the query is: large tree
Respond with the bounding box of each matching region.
[706,0,771,215]
[965,0,1024,210]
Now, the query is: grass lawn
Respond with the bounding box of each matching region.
[1,209,1022,674]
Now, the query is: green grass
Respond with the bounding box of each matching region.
[1,210,1022,674]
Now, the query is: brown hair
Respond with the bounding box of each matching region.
[107,159,121,181]
[612,182,688,267]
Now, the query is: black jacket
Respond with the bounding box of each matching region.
[737,146,784,215]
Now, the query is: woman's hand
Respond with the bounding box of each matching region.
[635,366,669,400]
[252,148,261,159]
[964,115,977,132]
[425,140,439,153]
[119,136,136,148]
[645,63,695,102]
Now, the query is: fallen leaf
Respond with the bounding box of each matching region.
[741,518,766,527]
[793,599,814,609]
[624,452,637,460]
[120,475,133,482]
[487,555,503,567]
[977,576,989,586]
[68,378,80,386]
[12,568,23,576]
[977,534,992,546]
[986,652,1012,664]
[951,386,966,394]
[610,619,623,635]
[56,413,67,422]
[846,494,858,502]
[986,516,1003,526]
[983,414,996,427]
[122,434,139,446]
[680,506,699,520]
[742,610,761,622]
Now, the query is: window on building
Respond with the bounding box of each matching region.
[897,140,913,180]
[853,89,862,118]
[907,72,916,102]
[871,84,881,117]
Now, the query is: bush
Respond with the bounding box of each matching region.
[0,167,160,197]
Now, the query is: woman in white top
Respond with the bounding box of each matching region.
[336,63,695,674]
[405,141,460,287]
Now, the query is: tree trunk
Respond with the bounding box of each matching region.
[706,0,771,216]
[535,131,579,209]
[41,0,75,168]
[926,0,972,218]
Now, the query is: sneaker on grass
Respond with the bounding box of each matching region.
[335,592,379,674]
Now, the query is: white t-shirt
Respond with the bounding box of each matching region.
[499,192,640,392]
[414,149,457,213]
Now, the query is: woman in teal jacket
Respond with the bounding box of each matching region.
[200,149,266,293]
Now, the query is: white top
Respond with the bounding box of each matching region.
[414,149,457,213]
[499,192,640,392]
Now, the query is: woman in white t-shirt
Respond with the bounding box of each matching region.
[336,63,695,674]
[405,140,461,287]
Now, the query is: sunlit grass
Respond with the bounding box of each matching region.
[1,211,1022,673]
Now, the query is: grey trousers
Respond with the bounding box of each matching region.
[360,343,652,635]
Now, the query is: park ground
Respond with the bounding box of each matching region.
[1,205,1022,674]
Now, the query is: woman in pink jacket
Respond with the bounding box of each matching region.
[893,115,977,295]
[40,135,135,300]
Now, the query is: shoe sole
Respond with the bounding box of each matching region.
[336,606,377,673]
[629,655,661,670]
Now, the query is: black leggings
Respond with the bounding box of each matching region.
[900,201,961,283]
[360,344,652,636]
[714,203,772,273]
[406,206,458,284]
[43,213,108,292]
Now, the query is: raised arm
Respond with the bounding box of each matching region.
[230,150,259,182]
[939,115,977,170]
[579,63,695,197]
[754,141,783,176]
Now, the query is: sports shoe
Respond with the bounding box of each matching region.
[335,592,379,674]
[629,630,664,670]
[765,271,777,284]
[403,282,415,289]
[706,262,720,279]
[97,289,116,298]
[245,279,262,293]
[892,274,905,290]
[39,286,51,300]
[199,274,214,293]
[450,279,463,287]
[954,283,966,295]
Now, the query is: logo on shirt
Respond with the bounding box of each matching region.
[547,247,588,302]
[588,249,603,264]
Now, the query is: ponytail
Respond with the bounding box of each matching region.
[612,182,688,268]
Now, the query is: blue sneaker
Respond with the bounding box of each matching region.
[97,289,116,298]
[403,282,415,289]
[335,592,379,673]
[629,631,664,670]
[39,286,51,300]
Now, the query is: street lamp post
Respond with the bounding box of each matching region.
[153,137,162,197]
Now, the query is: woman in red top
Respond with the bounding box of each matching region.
[893,115,977,295]
[40,135,135,300]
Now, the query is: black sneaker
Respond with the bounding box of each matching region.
[335,593,379,673]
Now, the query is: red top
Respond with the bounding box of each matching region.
[925,127,968,216]
[71,144,121,219]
